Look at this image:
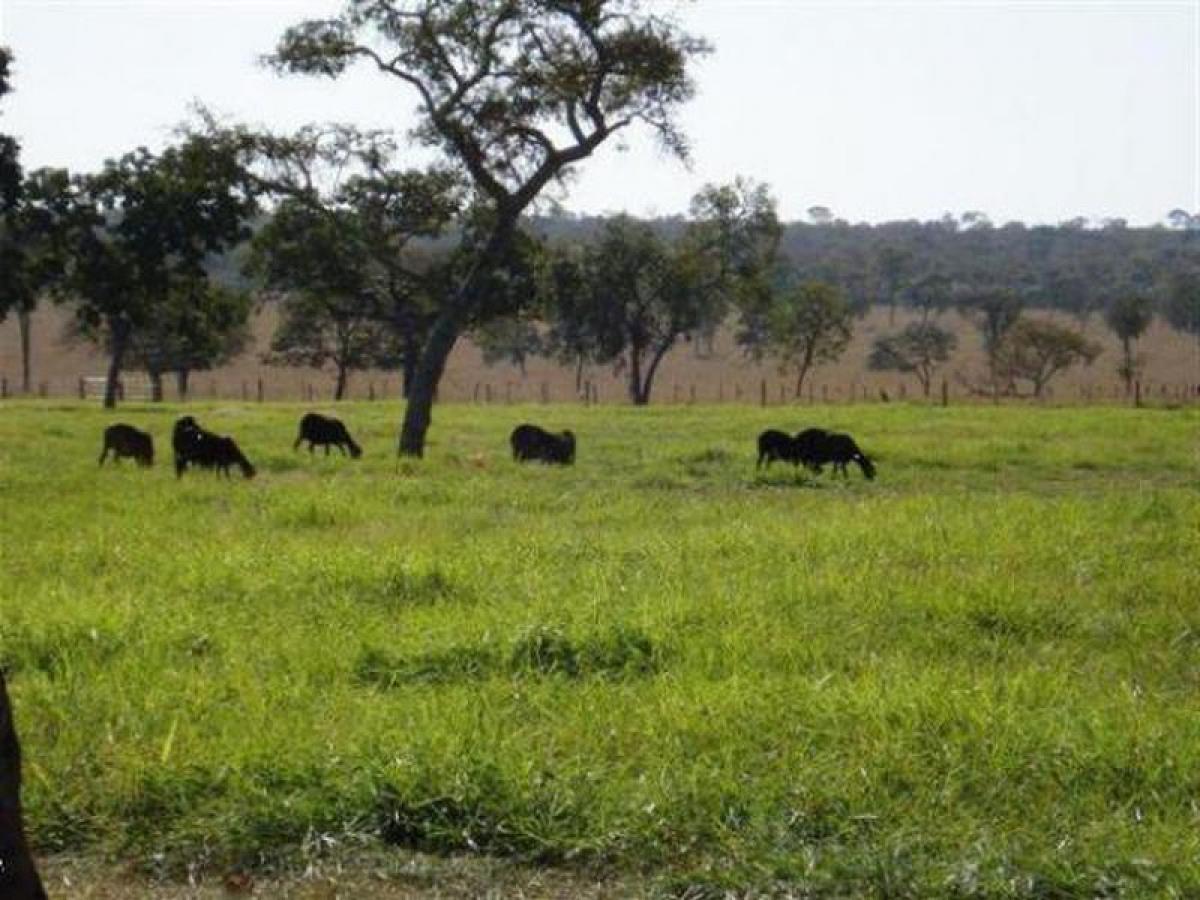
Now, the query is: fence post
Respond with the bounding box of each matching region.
[241,381,248,402]
[760,378,767,407]
[540,381,549,404]
[78,377,86,400]
[941,378,949,408]
[689,384,696,405]
[257,378,264,403]
[1134,380,1141,408]
[1,377,6,399]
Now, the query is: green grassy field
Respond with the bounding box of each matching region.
[1,400,1197,897]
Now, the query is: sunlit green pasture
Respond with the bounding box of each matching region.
[1,400,1197,897]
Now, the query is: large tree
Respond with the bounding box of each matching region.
[59,137,257,407]
[270,0,708,455]
[536,182,778,405]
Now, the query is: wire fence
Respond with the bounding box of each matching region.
[2,372,1198,408]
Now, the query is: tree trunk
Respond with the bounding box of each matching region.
[397,219,517,457]
[401,339,419,400]
[334,363,348,401]
[637,342,672,406]
[17,309,32,395]
[176,369,190,401]
[149,370,164,403]
[628,346,645,405]
[398,311,461,456]
[103,321,130,409]
[574,356,585,395]
[1120,336,1134,394]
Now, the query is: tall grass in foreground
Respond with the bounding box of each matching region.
[0,401,1197,896]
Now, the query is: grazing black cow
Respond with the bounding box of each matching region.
[756,429,802,469]
[294,413,362,458]
[172,416,256,479]
[98,423,154,467]
[1,673,48,900]
[796,428,876,480]
[793,427,834,474]
[510,424,576,465]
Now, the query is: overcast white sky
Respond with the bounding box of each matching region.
[0,0,1196,225]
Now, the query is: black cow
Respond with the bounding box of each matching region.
[172,416,256,479]
[756,429,803,469]
[793,427,834,474]
[1,673,48,900]
[796,428,876,480]
[98,423,154,467]
[294,413,362,458]
[510,424,576,465]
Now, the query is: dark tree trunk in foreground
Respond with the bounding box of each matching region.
[0,673,48,900]
[149,370,164,403]
[176,369,190,401]
[398,311,462,456]
[103,320,130,409]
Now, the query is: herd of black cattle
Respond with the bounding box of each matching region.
[96,413,876,480]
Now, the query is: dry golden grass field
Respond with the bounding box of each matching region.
[2,303,1197,405]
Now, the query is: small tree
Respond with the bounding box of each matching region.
[868,321,957,397]
[130,279,252,401]
[540,245,610,395]
[993,317,1101,398]
[1104,294,1153,395]
[961,286,1024,396]
[759,281,854,398]
[472,315,543,376]
[265,290,402,400]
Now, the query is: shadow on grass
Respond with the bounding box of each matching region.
[354,624,664,688]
